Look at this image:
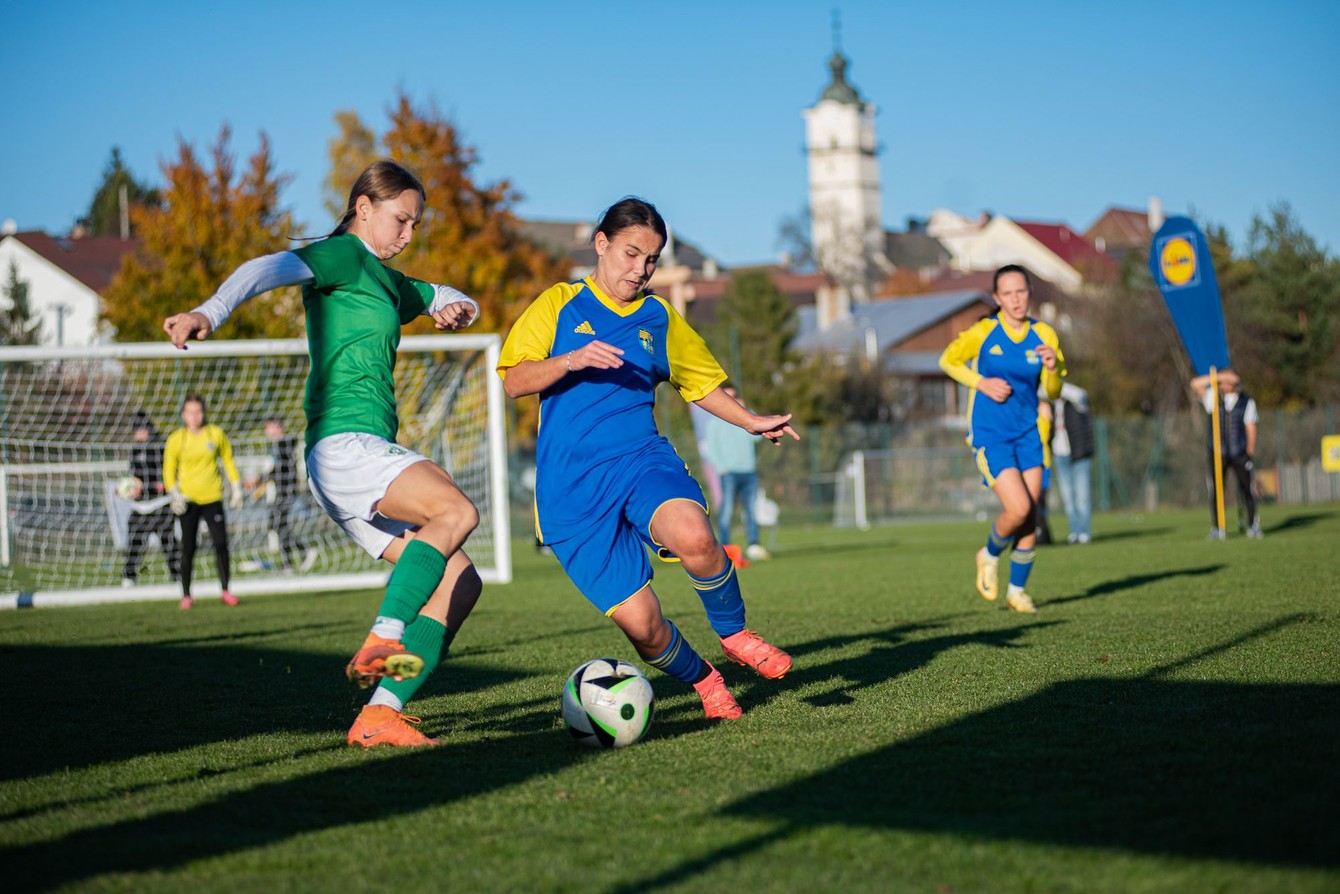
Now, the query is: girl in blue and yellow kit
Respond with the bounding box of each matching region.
[939,264,1065,613]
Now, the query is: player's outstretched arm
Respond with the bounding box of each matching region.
[695,387,800,445]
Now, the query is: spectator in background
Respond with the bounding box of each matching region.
[122,411,180,586]
[689,401,723,511]
[702,383,770,561]
[1051,382,1095,544]
[253,418,318,573]
[1190,370,1261,539]
[1035,400,1054,546]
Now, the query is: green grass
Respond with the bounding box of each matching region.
[2,506,1338,893]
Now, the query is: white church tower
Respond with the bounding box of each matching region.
[803,36,886,325]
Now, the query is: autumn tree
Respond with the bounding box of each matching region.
[102,128,301,341]
[84,147,160,238]
[323,95,569,441]
[1,259,42,346]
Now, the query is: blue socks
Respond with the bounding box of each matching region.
[644,620,707,684]
[986,524,1012,558]
[687,552,746,638]
[1009,546,1036,590]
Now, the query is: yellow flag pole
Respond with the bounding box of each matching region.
[1209,366,1226,535]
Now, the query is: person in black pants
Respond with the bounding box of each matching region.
[1191,370,1262,539]
[122,412,181,586]
[257,418,317,573]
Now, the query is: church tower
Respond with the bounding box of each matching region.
[802,38,885,323]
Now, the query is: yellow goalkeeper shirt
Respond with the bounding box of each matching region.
[164,424,240,504]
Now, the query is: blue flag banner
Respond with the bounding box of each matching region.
[1149,216,1230,374]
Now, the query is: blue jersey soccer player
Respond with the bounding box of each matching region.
[498,197,799,720]
[939,264,1065,613]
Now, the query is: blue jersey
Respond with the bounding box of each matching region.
[939,316,1065,447]
[498,278,726,535]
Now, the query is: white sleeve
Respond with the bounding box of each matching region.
[191,252,315,331]
[1244,398,1259,425]
[425,284,480,327]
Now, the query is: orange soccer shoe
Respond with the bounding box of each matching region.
[721,629,793,680]
[345,633,425,689]
[347,705,440,748]
[693,664,743,720]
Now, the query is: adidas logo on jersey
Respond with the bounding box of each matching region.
[989,345,1004,355]
[574,321,595,335]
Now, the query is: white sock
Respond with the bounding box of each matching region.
[371,617,406,641]
[368,687,404,712]
[1007,584,1025,597]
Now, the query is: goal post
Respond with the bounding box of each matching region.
[833,447,996,528]
[0,335,510,608]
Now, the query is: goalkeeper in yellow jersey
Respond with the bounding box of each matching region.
[938,265,1065,613]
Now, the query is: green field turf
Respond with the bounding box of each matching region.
[2,506,1338,893]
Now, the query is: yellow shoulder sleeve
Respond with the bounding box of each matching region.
[938,318,995,389]
[498,282,582,377]
[659,297,727,402]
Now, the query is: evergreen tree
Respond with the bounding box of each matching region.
[709,270,803,416]
[85,147,160,238]
[101,128,301,341]
[0,259,42,346]
[1226,203,1340,406]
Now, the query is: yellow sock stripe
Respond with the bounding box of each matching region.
[689,562,735,592]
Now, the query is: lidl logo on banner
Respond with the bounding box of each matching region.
[1159,236,1198,287]
[1149,216,1230,375]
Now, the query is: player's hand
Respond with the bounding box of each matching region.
[747,413,800,446]
[977,377,1012,403]
[1035,345,1058,371]
[1245,455,1254,472]
[169,488,187,516]
[567,340,624,372]
[229,487,243,511]
[430,300,477,331]
[163,312,212,349]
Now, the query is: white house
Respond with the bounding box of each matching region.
[0,227,134,346]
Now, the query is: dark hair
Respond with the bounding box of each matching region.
[330,159,426,238]
[992,264,1033,294]
[182,393,207,423]
[594,197,668,247]
[130,410,153,432]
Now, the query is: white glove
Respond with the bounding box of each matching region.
[169,488,187,516]
[229,486,243,510]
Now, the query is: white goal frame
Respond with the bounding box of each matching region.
[0,335,510,608]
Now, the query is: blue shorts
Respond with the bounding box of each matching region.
[974,431,1045,487]
[543,444,707,615]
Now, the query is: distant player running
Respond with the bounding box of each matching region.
[164,159,482,747]
[939,264,1065,613]
[497,197,797,719]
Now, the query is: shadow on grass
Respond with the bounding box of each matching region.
[0,638,532,783]
[1266,510,1336,534]
[1051,525,1175,544]
[1045,564,1225,607]
[2,721,582,892]
[780,618,1061,709]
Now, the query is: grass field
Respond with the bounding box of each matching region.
[2,505,1338,893]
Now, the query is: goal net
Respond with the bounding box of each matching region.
[0,335,510,607]
[833,447,996,529]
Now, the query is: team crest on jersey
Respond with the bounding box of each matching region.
[638,329,654,353]
[387,446,407,455]
[989,345,1004,356]
[1025,350,1040,365]
[574,321,595,335]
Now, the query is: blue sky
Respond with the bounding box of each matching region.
[3,1,1337,265]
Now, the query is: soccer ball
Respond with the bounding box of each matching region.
[115,476,143,500]
[561,658,655,749]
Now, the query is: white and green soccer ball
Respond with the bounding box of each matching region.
[561,658,655,749]
[114,476,143,500]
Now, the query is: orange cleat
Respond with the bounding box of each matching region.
[179,596,194,610]
[693,664,743,720]
[721,629,793,680]
[345,632,424,689]
[220,590,239,607]
[347,704,440,748]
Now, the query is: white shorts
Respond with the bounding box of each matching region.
[306,432,432,559]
